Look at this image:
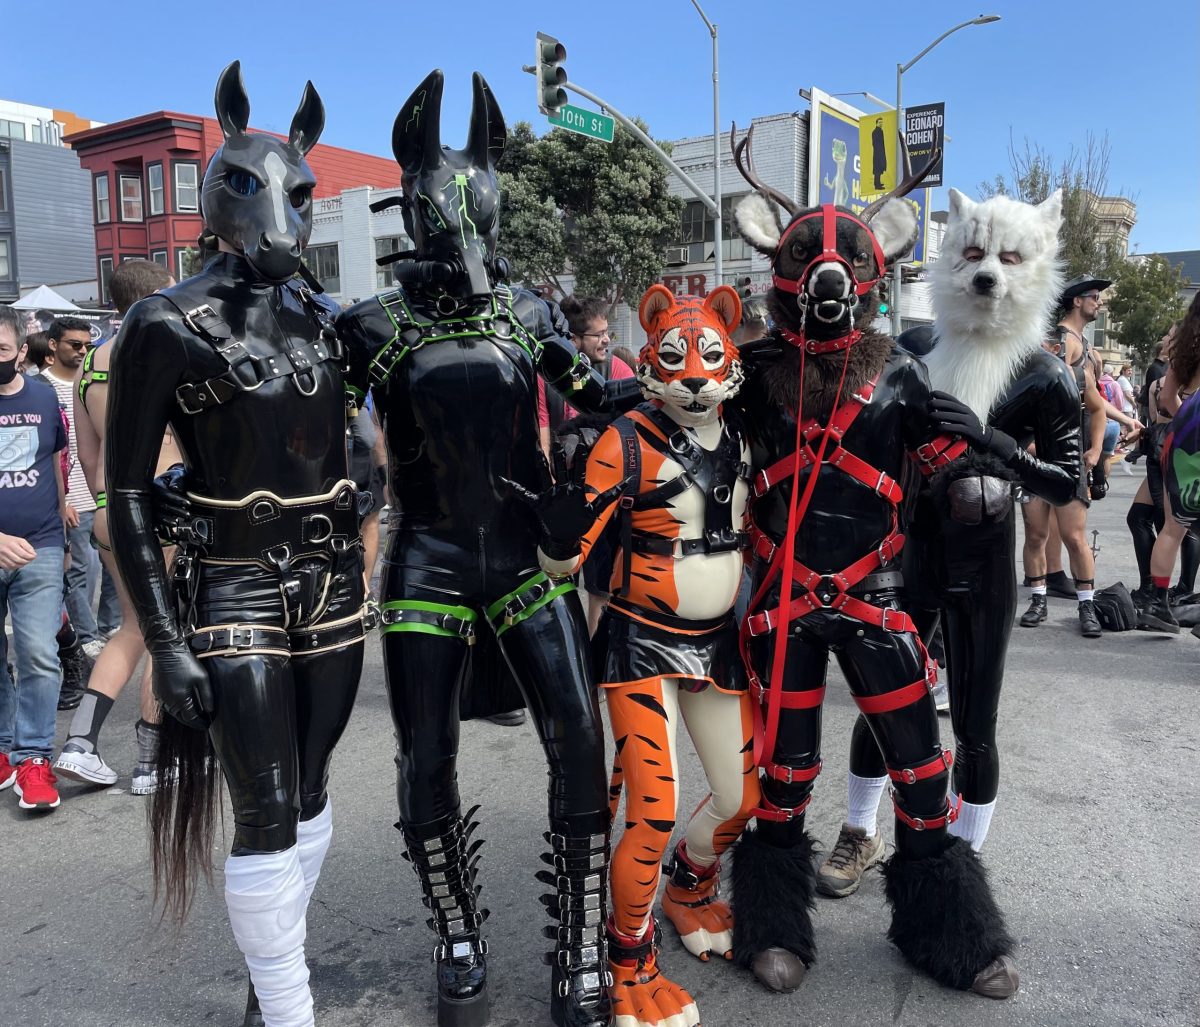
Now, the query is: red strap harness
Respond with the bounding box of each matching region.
[771,204,885,300]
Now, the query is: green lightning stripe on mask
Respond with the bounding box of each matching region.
[453,173,478,248]
[404,90,426,133]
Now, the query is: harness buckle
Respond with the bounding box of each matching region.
[880,607,907,633]
[182,304,221,338]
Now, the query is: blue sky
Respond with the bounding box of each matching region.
[8,0,1198,255]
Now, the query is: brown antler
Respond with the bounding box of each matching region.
[860,135,940,223]
[730,122,800,218]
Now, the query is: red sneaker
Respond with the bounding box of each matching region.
[14,757,60,810]
[0,752,15,791]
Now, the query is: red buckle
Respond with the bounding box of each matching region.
[877,533,904,566]
[746,610,775,637]
[892,793,961,831]
[888,749,953,785]
[879,606,908,633]
[764,760,822,784]
[752,794,813,823]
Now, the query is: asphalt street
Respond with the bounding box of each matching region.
[2,471,1197,1027]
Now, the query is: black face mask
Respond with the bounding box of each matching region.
[0,355,20,386]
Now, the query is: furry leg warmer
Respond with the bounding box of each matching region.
[730,825,817,970]
[882,835,1014,991]
[296,801,333,904]
[225,848,314,1027]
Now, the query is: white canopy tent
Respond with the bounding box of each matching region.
[9,284,81,311]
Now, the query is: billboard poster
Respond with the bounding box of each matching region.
[905,102,945,188]
[858,110,899,195]
[806,88,930,264]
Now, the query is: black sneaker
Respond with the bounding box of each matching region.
[1168,585,1199,607]
[483,710,526,727]
[1019,595,1047,627]
[1078,600,1102,638]
[1045,571,1076,599]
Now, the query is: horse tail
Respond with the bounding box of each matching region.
[148,716,221,923]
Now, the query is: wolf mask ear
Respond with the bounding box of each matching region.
[870,197,919,264]
[734,193,783,254]
[1039,188,1064,228]
[948,187,974,222]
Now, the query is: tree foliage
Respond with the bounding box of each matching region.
[1106,255,1187,367]
[980,132,1126,281]
[497,119,683,307]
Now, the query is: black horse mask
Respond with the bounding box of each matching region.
[201,61,324,284]
[392,69,506,303]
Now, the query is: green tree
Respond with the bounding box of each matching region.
[1106,255,1187,367]
[497,119,683,307]
[980,133,1126,280]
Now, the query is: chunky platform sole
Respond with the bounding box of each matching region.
[437,980,490,1027]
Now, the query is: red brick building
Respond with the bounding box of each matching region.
[66,112,399,302]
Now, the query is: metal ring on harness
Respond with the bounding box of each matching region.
[303,513,334,544]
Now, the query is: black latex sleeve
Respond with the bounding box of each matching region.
[105,298,189,648]
[1000,358,1081,506]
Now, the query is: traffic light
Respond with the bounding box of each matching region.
[736,276,753,301]
[536,31,568,115]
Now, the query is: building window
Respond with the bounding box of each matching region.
[0,238,11,280]
[0,120,25,141]
[147,163,164,215]
[0,166,8,213]
[307,243,340,294]
[99,257,114,303]
[678,194,750,264]
[375,235,412,290]
[176,247,200,282]
[95,174,111,223]
[151,250,168,269]
[119,175,144,222]
[174,162,199,213]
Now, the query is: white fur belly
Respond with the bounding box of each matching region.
[658,448,750,621]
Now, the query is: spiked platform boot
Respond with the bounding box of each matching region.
[537,820,614,1027]
[401,808,490,1027]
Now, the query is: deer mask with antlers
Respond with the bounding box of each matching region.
[731,124,935,352]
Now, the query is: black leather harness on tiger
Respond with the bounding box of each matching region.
[610,403,751,598]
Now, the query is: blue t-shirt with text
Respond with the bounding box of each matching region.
[0,375,67,549]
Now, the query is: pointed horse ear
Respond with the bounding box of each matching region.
[703,285,743,333]
[393,69,444,173]
[288,81,325,157]
[639,284,677,332]
[214,60,250,139]
[468,72,506,167]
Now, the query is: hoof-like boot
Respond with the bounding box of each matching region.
[401,809,491,1027]
[243,978,264,1027]
[882,835,1017,997]
[537,820,614,1027]
[661,841,732,961]
[730,824,816,993]
[607,917,699,1027]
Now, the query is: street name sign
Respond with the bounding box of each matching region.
[548,104,615,143]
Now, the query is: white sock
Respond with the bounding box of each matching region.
[846,772,888,836]
[948,798,996,852]
[296,801,333,904]
[1077,590,1095,602]
[225,847,314,1027]
[1030,585,1047,597]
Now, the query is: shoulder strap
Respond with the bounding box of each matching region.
[613,417,642,599]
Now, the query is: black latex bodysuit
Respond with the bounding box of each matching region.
[850,335,1082,807]
[337,283,638,838]
[735,340,963,862]
[107,252,365,854]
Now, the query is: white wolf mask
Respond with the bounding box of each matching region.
[925,188,1064,420]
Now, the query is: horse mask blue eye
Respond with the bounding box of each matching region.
[200,60,324,284]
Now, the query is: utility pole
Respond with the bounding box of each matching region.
[689,1,722,285]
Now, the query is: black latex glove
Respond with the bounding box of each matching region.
[151,641,214,731]
[1090,465,1109,501]
[151,463,195,545]
[502,462,634,562]
[928,391,1018,461]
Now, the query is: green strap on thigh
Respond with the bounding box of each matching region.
[485,571,574,636]
[380,598,478,644]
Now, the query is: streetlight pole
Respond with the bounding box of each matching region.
[690,0,722,287]
[891,14,1000,335]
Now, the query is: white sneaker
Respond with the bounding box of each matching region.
[81,639,106,660]
[53,745,118,786]
[130,762,159,795]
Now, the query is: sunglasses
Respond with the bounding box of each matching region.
[1079,292,1101,301]
[60,339,91,350]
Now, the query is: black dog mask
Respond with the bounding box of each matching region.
[200,61,323,284]
[392,70,506,302]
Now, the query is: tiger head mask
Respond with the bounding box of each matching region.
[636,284,744,428]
